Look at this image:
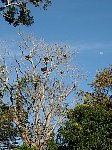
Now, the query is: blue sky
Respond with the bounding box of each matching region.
[0,0,112,91]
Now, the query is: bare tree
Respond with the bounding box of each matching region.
[0,32,83,150]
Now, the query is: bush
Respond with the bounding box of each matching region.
[14,144,37,150]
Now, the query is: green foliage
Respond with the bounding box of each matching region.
[56,103,112,150]
[83,66,112,106]
[47,137,59,150]
[14,144,37,150]
[53,66,112,150]
[90,65,112,96]
[0,104,19,149]
[0,0,51,26]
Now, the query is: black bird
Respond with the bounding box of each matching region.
[25,55,32,60]
[0,92,3,98]
[41,67,47,74]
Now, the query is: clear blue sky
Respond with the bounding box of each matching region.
[0,0,112,91]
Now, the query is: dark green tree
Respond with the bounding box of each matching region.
[0,103,20,149]
[53,66,112,150]
[90,65,112,102]
[14,143,36,150]
[56,103,112,150]
[0,0,51,26]
[0,65,20,149]
[83,65,112,108]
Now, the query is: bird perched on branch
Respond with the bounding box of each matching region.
[41,67,47,74]
[25,55,32,60]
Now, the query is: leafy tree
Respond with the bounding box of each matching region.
[82,66,112,108]
[0,0,51,26]
[56,103,112,150]
[90,66,112,101]
[14,143,36,150]
[0,103,20,149]
[46,134,59,150]
[0,32,82,150]
[0,64,20,149]
[54,66,112,150]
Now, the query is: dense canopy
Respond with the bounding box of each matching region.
[0,0,51,26]
[56,103,112,150]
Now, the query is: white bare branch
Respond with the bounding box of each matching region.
[0,33,83,149]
